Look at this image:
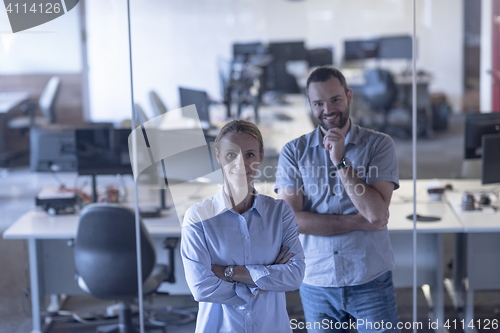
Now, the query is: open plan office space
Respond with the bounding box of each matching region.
[1,0,500,332]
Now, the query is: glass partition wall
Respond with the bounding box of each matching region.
[8,0,489,332]
[121,1,478,333]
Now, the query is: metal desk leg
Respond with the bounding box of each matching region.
[28,239,42,333]
[464,282,477,333]
[421,234,446,332]
[444,233,466,311]
[434,234,445,325]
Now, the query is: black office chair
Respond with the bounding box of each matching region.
[362,68,401,136]
[149,91,168,118]
[8,76,61,129]
[218,57,233,119]
[363,69,398,115]
[74,204,168,333]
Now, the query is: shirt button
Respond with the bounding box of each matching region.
[244,236,249,239]
[334,251,339,254]
[246,256,250,259]
[246,312,251,316]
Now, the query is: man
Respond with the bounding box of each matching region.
[275,66,400,333]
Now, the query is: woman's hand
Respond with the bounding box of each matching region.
[273,246,295,265]
[211,264,226,280]
[210,246,294,287]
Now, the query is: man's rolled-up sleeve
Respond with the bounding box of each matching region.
[366,135,399,190]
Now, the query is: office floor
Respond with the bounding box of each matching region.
[1,104,499,333]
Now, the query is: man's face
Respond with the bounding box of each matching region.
[308,77,352,131]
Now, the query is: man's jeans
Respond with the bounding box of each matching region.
[299,271,401,333]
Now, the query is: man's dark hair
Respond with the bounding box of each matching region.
[306,66,349,97]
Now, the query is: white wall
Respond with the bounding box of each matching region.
[85,0,132,123]
[86,0,464,123]
[480,0,493,111]
[0,4,81,74]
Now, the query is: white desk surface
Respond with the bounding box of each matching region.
[388,202,463,233]
[3,182,275,240]
[0,91,30,113]
[2,209,182,240]
[4,180,469,240]
[396,179,500,232]
[446,191,500,232]
[393,178,459,203]
[4,179,497,239]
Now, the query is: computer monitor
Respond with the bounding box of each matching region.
[233,42,265,59]
[307,47,334,67]
[464,113,500,159]
[30,126,77,172]
[30,123,114,172]
[268,41,307,62]
[378,35,413,59]
[344,39,379,61]
[482,134,500,184]
[75,128,133,176]
[179,87,211,129]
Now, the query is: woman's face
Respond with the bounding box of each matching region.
[216,132,263,189]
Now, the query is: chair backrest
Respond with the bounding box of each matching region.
[149,91,167,117]
[362,69,398,112]
[134,103,149,126]
[38,76,61,124]
[218,57,233,96]
[74,204,156,300]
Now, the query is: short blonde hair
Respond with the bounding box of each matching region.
[214,120,264,153]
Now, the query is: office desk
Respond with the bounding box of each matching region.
[443,182,500,333]
[396,179,500,333]
[2,180,480,333]
[389,180,463,331]
[3,207,190,333]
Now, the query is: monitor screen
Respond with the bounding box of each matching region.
[307,47,334,67]
[344,39,379,61]
[378,35,413,59]
[268,41,307,62]
[482,134,500,184]
[30,123,114,172]
[233,42,264,58]
[30,126,77,172]
[179,87,210,128]
[464,113,500,159]
[76,128,133,176]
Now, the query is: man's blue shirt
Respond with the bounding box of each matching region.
[275,122,399,287]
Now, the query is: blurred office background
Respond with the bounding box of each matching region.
[1,0,500,332]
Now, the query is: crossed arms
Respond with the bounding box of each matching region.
[180,203,305,305]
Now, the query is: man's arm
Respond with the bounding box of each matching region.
[323,127,396,227]
[277,188,387,236]
[336,169,393,225]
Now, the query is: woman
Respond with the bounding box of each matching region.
[181,119,305,333]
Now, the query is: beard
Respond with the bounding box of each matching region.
[318,103,350,131]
